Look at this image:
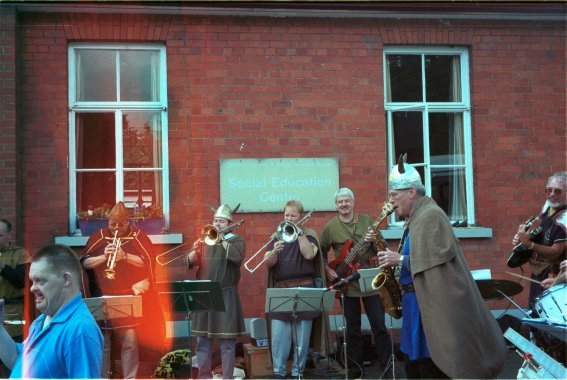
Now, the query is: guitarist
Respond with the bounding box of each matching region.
[512,171,567,308]
[319,187,391,379]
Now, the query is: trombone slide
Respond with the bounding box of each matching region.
[244,211,313,273]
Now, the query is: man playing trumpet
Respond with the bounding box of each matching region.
[81,201,166,378]
[185,203,246,379]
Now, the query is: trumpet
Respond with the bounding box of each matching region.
[105,230,121,280]
[156,219,246,266]
[244,211,313,274]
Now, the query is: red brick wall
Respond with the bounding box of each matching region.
[0,7,17,226]
[13,11,567,316]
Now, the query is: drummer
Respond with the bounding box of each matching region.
[541,260,567,289]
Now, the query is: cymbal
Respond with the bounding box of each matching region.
[475,279,523,300]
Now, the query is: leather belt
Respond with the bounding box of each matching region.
[401,284,415,293]
[275,278,313,288]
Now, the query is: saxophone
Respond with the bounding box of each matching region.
[368,202,402,319]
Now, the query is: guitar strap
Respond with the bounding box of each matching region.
[532,211,558,243]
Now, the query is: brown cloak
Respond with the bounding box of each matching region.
[409,197,506,379]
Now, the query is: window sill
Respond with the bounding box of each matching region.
[382,227,492,240]
[54,233,183,247]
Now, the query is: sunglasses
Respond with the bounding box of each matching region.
[545,188,564,196]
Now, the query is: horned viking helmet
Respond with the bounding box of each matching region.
[388,154,423,190]
[211,203,240,221]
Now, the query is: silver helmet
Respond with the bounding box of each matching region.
[388,154,423,190]
[212,203,240,221]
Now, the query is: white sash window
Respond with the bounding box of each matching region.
[384,47,474,226]
[68,43,169,234]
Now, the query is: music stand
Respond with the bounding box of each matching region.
[3,313,24,326]
[84,295,142,378]
[265,287,336,379]
[358,268,380,293]
[160,280,225,370]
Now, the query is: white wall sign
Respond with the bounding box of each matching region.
[220,158,339,212]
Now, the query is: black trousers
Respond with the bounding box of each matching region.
[343,295,392,369]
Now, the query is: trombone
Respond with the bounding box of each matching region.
[104,230,121,280]
[156,219,246,266]
[244,211,313,274]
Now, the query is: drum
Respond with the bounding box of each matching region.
[534,284,567,324]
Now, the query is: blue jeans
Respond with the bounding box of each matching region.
[271,318,313,377]
[195,336,236,379]
[343,295,391,369]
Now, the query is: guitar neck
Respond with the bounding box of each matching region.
[339,208,390,268]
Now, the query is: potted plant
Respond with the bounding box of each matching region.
[130,204,165,234]
[77,203,165,236]
[76,203,113,236]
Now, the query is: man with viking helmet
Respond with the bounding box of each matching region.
[377,155,506,379]
[81,201,167,378]
[185,203,246,379]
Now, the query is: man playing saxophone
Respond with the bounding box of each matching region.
[185,203,246,379]
[81,201,166,378]
[377,155,505,379]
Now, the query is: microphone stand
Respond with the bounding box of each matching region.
[379,315,397,379]
[339,288,349,380]
[291,294,302,380]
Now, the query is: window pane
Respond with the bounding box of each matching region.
[76,50,116,101]
[124,171,163,208]
[392,112,424,164]
[431,167,467,222]
[76,113,116,169]
[123,111,162,168]
[425,55,461,102]
[387,55,422,102]
[76,172,116,212]
[429,113,465,165]
[120,50,160,102]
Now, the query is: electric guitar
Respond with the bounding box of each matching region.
[328,203,395,293]
[507,215,543,268]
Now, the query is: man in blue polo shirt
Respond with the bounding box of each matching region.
[0,244,103,378]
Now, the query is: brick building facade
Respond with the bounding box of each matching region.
[0,2,565,320]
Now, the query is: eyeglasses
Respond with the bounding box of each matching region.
[545,188,564,196]
[388,188,410,200]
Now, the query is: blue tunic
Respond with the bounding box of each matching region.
[399,232,431,360]
[10,293,103,378]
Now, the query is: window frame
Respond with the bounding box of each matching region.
[68,43,170,235]
[383,46,476,226]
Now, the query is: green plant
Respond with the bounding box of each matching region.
[77,203,113,220]
[131,204,164,221]
[77,203,164,220]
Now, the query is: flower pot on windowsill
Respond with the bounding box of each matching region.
[78,219,108,236]
[132,217,165,234]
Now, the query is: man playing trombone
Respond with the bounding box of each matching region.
[81,201,166,378]
[263,200,327,379]
[185,203,246,380]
